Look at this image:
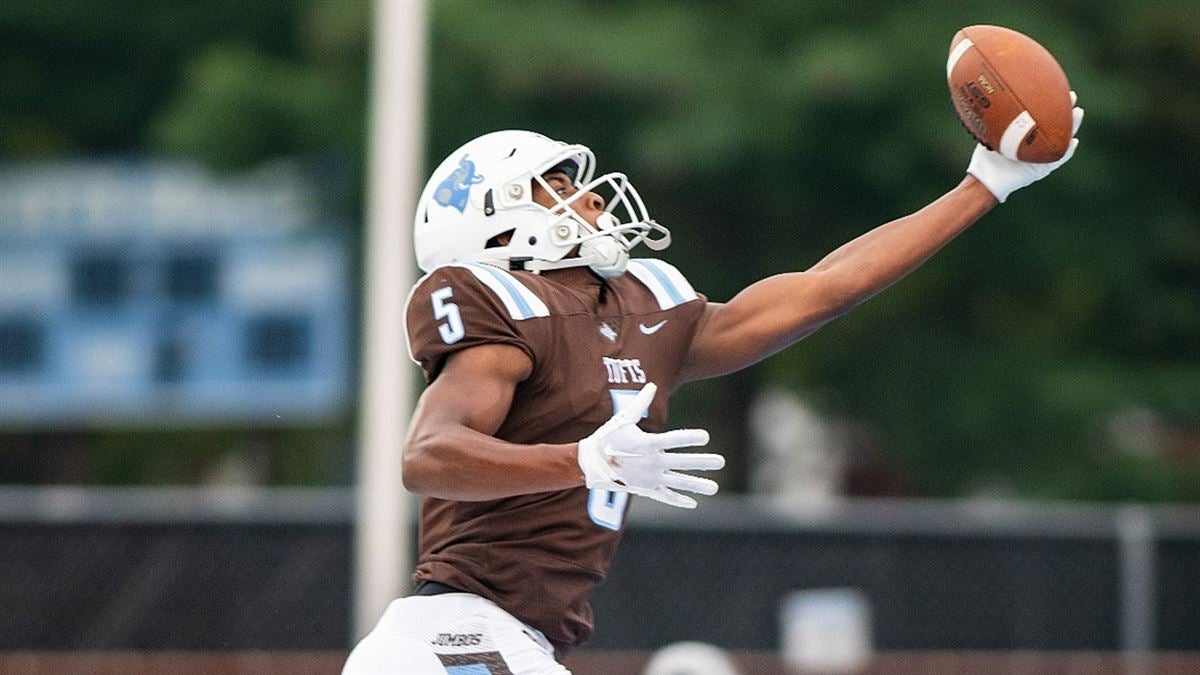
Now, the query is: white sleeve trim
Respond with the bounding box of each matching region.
[625,259,698,310]
[402,271,430,366]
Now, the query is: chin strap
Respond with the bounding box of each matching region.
[514,238,629,278]
[507,215,671,278]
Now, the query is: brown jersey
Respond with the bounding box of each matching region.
[404,258,706,651]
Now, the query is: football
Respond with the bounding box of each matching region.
[947,25,1073,163]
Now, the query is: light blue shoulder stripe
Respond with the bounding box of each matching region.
[466,263,535,318]
[453,262,551,321]
[626,258,697,310]
[638,260,684,306]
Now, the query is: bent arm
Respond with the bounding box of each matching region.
[680,175,996,381]
[402,343,584,500]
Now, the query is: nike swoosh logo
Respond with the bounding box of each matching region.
[639,319,668,335]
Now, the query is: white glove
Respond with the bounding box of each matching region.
[577,382,724,509]
[967,92,1084,203]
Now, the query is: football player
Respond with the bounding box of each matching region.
[344,102,1082,673]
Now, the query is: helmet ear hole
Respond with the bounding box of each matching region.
[485,229,516,249]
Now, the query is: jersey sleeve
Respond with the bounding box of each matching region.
[405,265,541,382]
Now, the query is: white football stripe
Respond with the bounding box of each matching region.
[626,259,698,310]
[946,37,974,78]
[999,110,1036,160]
[455,263,550,320]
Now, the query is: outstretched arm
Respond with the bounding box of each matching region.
[679,98,1083,383]
[679,175,995,382]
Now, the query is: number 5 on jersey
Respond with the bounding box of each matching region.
[431,286,464,344]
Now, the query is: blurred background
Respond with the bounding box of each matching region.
[1,0,1198,673]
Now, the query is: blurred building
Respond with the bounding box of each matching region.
[0,160,351,428]
[749,387,844,501]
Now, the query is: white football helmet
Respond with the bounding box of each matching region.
[414,130,670,278]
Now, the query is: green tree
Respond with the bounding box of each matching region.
[420,0,1200,500]
[3,0,1198,500]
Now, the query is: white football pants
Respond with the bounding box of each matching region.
[342,592,571,675]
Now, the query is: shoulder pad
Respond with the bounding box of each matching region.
[446,262,551,321]
[625,259,698,310]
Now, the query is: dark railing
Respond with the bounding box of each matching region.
[1,488,1196,653]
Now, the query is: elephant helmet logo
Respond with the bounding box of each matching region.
[433,154,485,213]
